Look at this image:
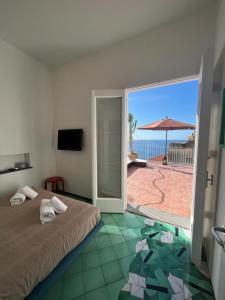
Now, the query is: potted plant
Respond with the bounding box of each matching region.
[128,113,138,160]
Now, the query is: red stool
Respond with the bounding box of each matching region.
[45,176,65,192]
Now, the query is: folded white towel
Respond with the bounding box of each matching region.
[50,196,68,214]
[40,199,55,224]
[41,199,52,207]
[20,186,38,200]
[10,192,26,206]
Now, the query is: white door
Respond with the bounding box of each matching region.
[202,63,223,273]
[210,53,225,300]
[92,90,127,213]
[191,49,213,267]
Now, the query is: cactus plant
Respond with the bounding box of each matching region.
[128,113,137,155]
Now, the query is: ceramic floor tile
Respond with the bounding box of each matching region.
[102,260,124,284]
[126,238,140,253]
[118,218,215,300]
[116,224,130,232]
[98,226,109,236]
[101,214,115,224]
[133,227,143,238]
[104,224,121,234]
[41,212,214,300]
[73,296,85,300]
[124,212,137,220]
[121,228,139,240]
[43,278,63,300]
[112,214,126,224]
[98,246,117,264]
[85,286,109,300]
[119,255,135,276]
[96,234,112,249]
[83,266,105,292]
[127,217,142,228]
[116,218,130,227]
[63,256,83,276]
[82,238,97,253]
[127,162,192,218]
[113,242,132,259]
[109,233,126,245]
[62,272,84,300]
[106,278,127,300]
[81,250,101,270]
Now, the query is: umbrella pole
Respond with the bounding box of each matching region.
[163,130,168,165]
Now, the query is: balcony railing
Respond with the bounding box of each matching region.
[130,140,194,165]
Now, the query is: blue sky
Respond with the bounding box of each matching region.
[128,80,198,140]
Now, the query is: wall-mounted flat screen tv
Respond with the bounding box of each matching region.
[57,129,83,151]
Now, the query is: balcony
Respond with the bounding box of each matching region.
[127,140,194,228]
[131,140,194,165]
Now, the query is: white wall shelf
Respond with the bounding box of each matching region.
[0,153,32,175]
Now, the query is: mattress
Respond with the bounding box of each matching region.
[0,188,100,300]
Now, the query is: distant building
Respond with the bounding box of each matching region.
[169,132,195,149]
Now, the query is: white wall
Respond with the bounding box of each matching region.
[0,38,55,196]
[214,0,225,66]
[54,6,215,198]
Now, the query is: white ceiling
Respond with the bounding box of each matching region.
[0,0,215,67]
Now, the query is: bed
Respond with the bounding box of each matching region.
[0,188,101,300]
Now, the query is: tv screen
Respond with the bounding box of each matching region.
[57,129,83,151]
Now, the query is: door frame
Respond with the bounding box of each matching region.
[92,66,212,266]
[125,69,211,267]
[92,89,127,213]
[203,61,223,274]
[191,50,213,267]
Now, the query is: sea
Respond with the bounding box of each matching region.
[131,139,186,160]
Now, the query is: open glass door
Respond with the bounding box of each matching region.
[191,49,213,267]
[203,63,223,274]
[92,90,127,213]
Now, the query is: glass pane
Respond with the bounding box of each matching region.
[96,97,122,198]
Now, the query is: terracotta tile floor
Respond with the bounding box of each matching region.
[127,161,193,218]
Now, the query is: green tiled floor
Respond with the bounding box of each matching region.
[43,212,141,300]
[43,212,214,300]
[118,218,215,300]
[99,246,117,264]
[81,250,101,270]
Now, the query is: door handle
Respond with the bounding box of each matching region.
[212,226,225,250]
[206,171,213,186]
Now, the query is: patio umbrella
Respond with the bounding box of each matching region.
[138,117,195,165]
